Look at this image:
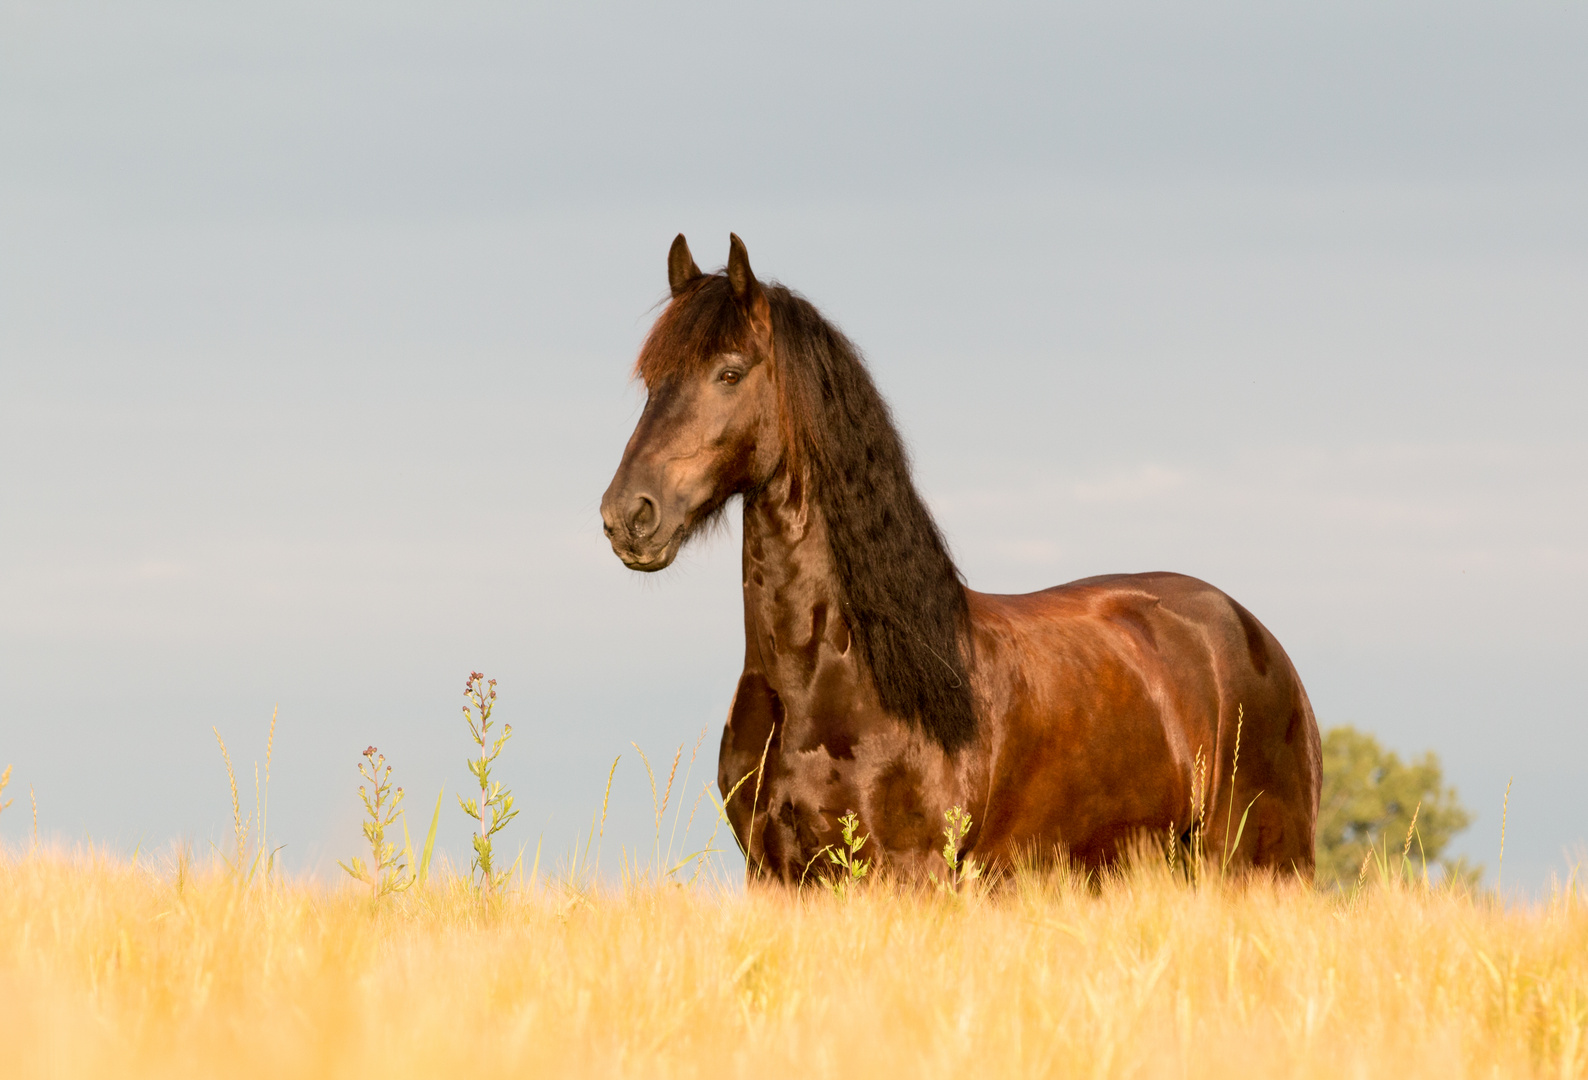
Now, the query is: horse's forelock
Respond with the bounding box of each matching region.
[634,274,756,387]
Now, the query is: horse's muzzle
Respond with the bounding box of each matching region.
[601,490,683,571]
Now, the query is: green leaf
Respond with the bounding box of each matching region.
[419,787,443,886]
[1222,792,1263,872]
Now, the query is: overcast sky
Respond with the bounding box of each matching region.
[2,1,1585,890]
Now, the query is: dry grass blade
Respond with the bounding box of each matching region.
[1400,799,1422,875]
[599,754,618,840]
[666,726,710,866]
[659,743,683,827]
[1221,704,1244,868]
[631,742,660,833]
[746,726,775,876]
[212,726,249,877]
[1498,776,1513,894]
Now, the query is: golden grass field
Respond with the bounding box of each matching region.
[3,844,1586,1080]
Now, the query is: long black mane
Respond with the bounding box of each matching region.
[639,274,977,750]
[770,288,977,749]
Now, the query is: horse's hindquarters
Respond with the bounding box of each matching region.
[965,575,1320,877]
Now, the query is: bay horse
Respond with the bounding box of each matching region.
[601,234,1321,884]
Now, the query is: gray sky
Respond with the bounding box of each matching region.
[2,1,1585,890]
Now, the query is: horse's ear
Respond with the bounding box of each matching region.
[667,234,702,298]
[726,233,759,301]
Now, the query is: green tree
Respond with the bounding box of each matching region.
[1317,726,1474,887]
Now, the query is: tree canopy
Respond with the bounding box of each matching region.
[1317,725,1474,887]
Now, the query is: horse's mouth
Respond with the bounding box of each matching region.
[614,524,686,572]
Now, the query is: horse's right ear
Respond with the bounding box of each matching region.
[668,234,702,298]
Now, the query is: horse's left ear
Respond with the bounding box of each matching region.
[726,233,759,301]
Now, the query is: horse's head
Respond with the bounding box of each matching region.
[601,234,785,571]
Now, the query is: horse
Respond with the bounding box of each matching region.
[600,233,1322,884]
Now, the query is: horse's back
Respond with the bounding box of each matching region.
[966,571,1320,876]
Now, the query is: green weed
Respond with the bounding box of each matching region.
[457,671,518,898]
[931,805,980,893]
[338,745,412,899]
[800,810,872,897]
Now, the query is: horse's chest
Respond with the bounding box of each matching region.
[720,645,963,882]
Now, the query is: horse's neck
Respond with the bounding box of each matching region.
[738,471,848,692]
[735,470,984,875]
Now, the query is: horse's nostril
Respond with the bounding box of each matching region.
[631,495,659,536]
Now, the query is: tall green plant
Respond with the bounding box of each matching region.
[458,671,518,896]
[800,809,873,897]
[823,811,872,899]
[932,805,981,893]
[339,745,412,899]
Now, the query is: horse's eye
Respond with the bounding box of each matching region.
[720,370,742,385]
